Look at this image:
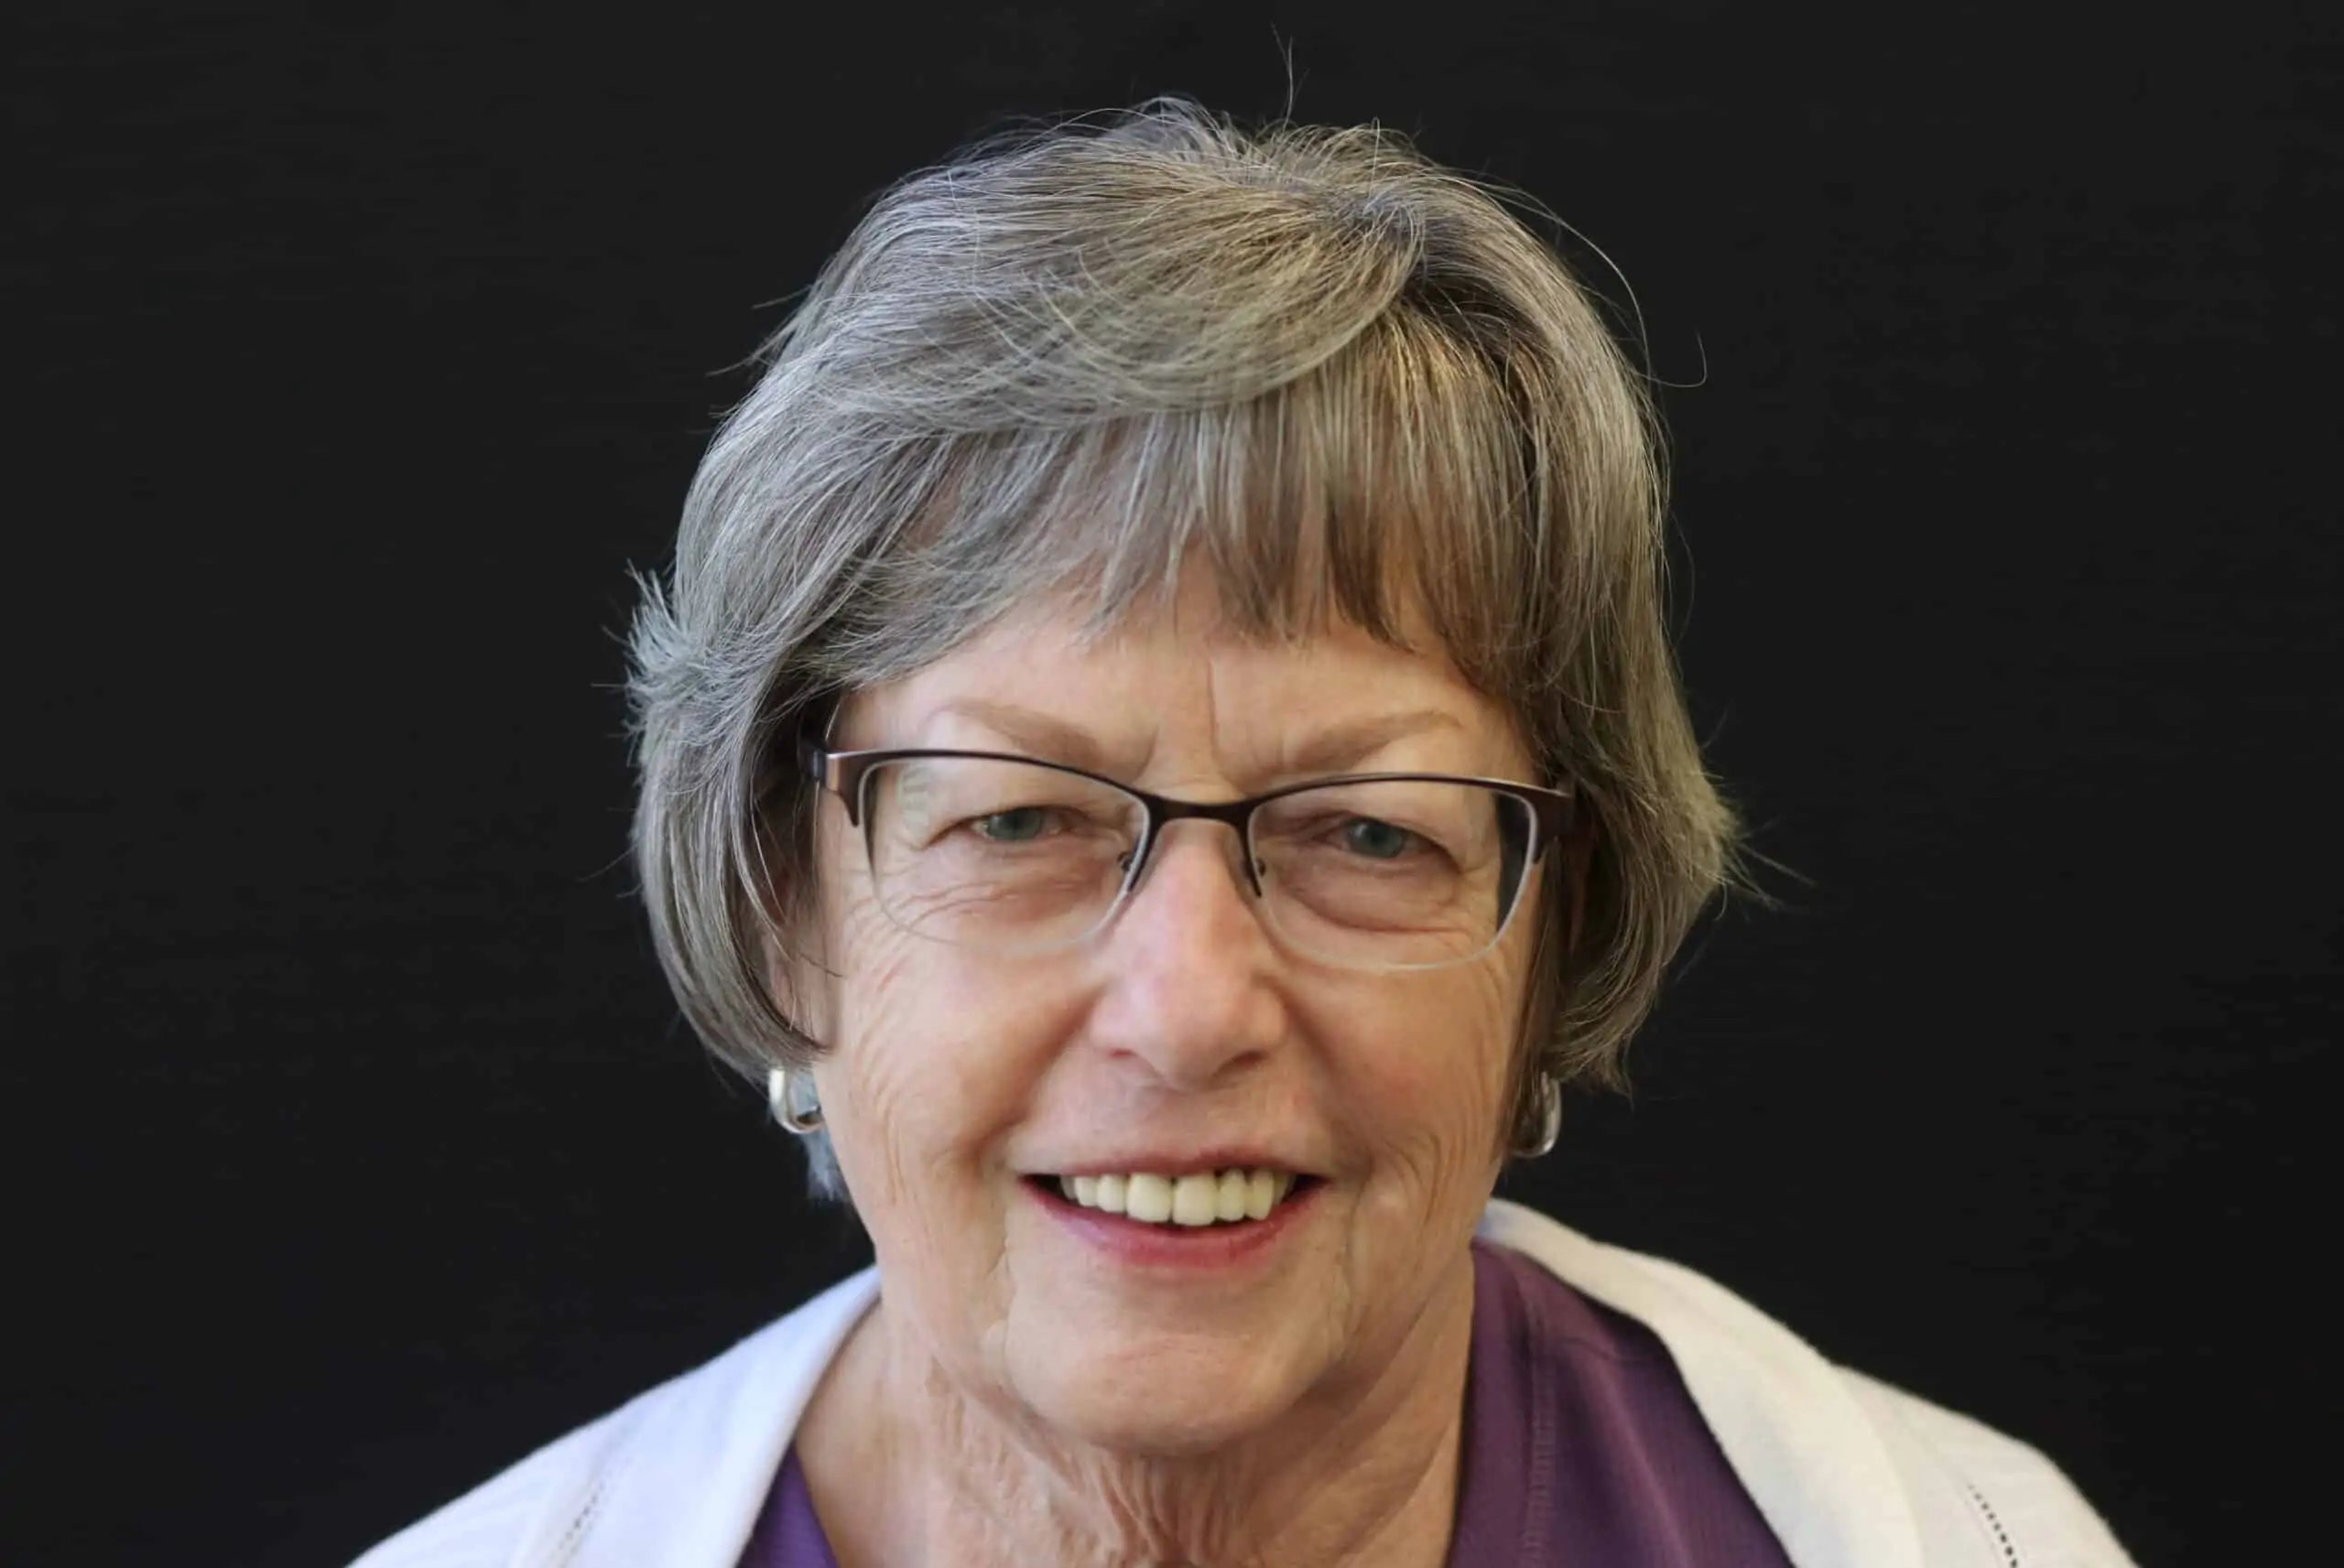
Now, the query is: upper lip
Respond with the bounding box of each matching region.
[1027,1150,1319,1180]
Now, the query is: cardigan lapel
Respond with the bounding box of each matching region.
[552,1268,882,1568]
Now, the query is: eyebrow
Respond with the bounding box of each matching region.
[1282,708,1469,776]
[916,699,1117,773]
[913,700,1468,782]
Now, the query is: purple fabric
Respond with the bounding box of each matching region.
[1446,1241,1794,1566]
[739,1240,1792,1567]
[745,1450,838,1568]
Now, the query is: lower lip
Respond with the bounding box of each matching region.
[1027,1178,1320,1270]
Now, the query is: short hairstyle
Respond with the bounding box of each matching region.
[627,99,1770,1193]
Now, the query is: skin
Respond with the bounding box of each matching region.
[784,572,1545,1568]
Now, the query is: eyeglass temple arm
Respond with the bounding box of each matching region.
[798,690,850,784]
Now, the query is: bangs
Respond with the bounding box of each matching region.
[830,307,1574,734]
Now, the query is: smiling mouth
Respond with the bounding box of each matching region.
[1031,1169,1316,1227]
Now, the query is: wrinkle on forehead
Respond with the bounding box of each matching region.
[853,581,1531,805]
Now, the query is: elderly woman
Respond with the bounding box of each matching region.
[358,101,2132,1568]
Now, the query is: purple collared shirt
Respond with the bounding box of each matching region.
[740,1240,1793,1566]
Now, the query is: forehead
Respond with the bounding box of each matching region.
[842,570,1532,779]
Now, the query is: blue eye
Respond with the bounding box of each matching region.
[1340,817,1415,860]
[974,807,1051,842]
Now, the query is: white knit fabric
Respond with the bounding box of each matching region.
[352,1200,2135,1568]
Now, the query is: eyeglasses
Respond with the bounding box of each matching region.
[802,742,1576,973]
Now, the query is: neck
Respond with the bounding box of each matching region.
[803,1256,1478,1568]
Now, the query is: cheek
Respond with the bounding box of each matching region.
[818,892,1085,1210]
[823,911,978,1183]
[1321,957,1521,1182]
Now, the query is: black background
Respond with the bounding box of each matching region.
[10,5,2338,1565]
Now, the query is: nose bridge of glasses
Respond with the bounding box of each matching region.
[1129,794,1266,899]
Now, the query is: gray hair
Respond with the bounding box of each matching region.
[627,99,1772,1196]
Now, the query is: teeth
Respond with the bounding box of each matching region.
[1215,1170,1248,1223]
[1245,1169,1275,1221]
[1053,1167,1301,1227]
[1126,1173,1174,1224]
[1171,1173,1218,1226]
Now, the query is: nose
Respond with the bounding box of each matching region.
[1085,818,1285,1092]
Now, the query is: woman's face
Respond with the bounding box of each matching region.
[795,577,1541,1456]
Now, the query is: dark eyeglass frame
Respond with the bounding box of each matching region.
[801,738,1578,948]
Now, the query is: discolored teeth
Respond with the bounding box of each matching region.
[1055,1168,1297,1226]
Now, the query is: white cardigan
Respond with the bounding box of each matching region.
[351,1201,2135,1567]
